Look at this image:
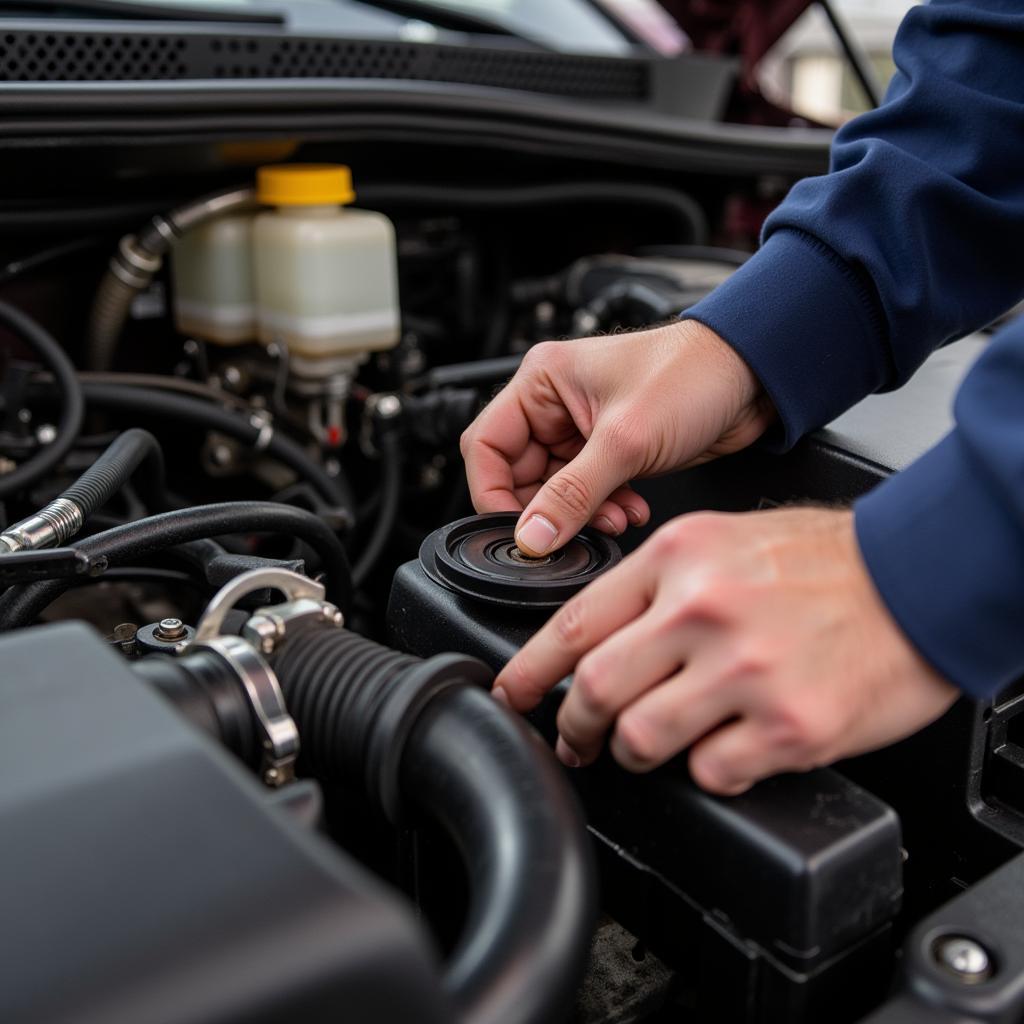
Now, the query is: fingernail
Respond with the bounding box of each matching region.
[624,506,643,526]
[556,736,581,768]
[491,685,510,707]
[595,515,619,536]
[516,514,558,556]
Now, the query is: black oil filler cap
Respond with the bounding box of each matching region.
[419,512,621,609]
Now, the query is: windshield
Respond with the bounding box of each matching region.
[399,0,636,54]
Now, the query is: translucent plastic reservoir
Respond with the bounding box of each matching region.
[252,164,400,370]
[172,213,256,345]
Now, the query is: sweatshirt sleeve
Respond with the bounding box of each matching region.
[854,318,1024,698]
[684,0,1024,448]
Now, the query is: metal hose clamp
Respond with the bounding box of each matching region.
[191,568,345,787]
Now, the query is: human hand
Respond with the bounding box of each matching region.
[493,507,958,794]
[460,320,775,556]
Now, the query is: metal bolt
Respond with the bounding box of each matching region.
[35,423,57,445]
[320,603,344,627]
[934,936,993,984]
[222,365,243,388]
[373,393,402,419]
[154,617,187,642]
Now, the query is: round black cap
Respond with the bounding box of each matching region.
[419,512,621,608]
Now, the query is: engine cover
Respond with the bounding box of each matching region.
[0,622,451,1024]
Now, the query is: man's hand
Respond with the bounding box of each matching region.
[460,320,775,556]
[494,507,958,794]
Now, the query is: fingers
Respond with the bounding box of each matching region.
[514,430,639,556]
[494,551,657,712]
[554,611,690,766]
[687,719,797,796]
[608,666,732,773]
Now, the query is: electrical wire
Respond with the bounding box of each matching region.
[0,301,83,501]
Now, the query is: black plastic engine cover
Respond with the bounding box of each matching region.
[388,550,904,1022]
[0,622,451,1024]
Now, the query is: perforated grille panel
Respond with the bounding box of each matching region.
[0,29,649,101]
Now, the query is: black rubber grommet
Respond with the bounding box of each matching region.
[419,513,621,609]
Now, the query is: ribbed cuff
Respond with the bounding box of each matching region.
[855,431,1024,699]
[683,229,889,450]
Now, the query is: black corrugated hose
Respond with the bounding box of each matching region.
[62,427,169,519]
[0,300,84,501]
[267,625,596,1024]
[0,501,352,629]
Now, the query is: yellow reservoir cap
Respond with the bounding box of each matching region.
[257,164,356,206]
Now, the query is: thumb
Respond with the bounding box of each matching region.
[515,435,632,556]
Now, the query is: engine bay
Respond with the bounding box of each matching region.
[2,146,1023,1024]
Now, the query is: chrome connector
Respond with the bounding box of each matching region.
[0,497,84,553]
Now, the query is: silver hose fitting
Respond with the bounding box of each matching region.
[0,497,84,553]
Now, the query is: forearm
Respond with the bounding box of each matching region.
[855,317,1024,698]
[686,0,1024,447]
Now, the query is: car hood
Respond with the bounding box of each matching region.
[658,0,813,71]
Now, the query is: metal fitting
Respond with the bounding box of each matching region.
[189,568,347,788]
[0,498,84,553]
[109,234,163,289]
[933,935,994,984]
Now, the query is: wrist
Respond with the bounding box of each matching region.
[673,317,778,434]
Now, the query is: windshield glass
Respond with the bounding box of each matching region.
[759,0,919,124]
[396,0,634,54]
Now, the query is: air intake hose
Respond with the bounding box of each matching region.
[266,625,596,1024]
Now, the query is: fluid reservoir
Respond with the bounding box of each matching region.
[252,164,400,377]
[172,213,257,345]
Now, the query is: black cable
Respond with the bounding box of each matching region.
[0,236,105,286]
[80,382,355,525]
[0,301,83,501]
[0,502,352,629]
[352,430,402,589]
[359,182,709,246]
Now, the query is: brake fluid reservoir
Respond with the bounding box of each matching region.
[172,213,256,345]
[253,164,400,375]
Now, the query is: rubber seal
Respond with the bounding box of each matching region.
[419,512,621,609]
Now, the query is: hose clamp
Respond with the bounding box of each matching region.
[199,634,298,787]
[190,569,345,785]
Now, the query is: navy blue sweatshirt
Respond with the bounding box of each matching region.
[684,0,1024,699]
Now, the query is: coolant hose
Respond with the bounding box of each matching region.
[352,428,402,589]
[0,501,352,628]
[0,300,84,501]
[80,382,354,523]
[87,185,255,371]
[268,626,596,1024]
[0,428,168,552]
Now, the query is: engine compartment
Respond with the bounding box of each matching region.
[2,144,1023,1024]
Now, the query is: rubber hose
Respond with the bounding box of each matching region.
[80,382,354,522]
[360,182,708,245]
[352,430,402,589]
[0,428,169,551]
[0,300,84,500]
[87,186,254,371]
[268,626,596,1024]
[0,501,352,628]
[85,271,139,375]
[61,428,169,519]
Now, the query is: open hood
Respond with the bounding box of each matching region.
[660,0,814,78]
